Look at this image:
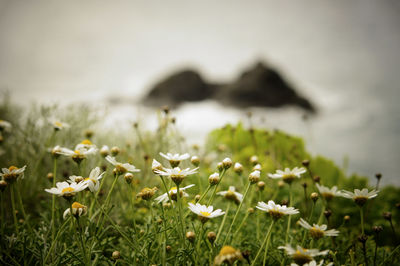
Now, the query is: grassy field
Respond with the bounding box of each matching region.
[0,98,399,265]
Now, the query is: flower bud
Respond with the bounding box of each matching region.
[195,194,201,202]
[111,146,120,156]
[250,155,258,165]
[375,173,382,180]
[373,225,383,234]
[186,231,196,243]
[0,180,7,191]
[277,180,285,188]
[257,181,265,191]
[124,173,134,184]
[253,164,262,172]
[166,245,172,252]
[383,212,392,221]
[302,160,310,167]
[281,200,289,206]
[233,162,243,175]
[112,251,120,260]
[313,176,320,183]
[248,207,255,214]
[310,192,319,202]
[358,234,368,243]
[100,145,110,157]
[222,158,232,169]
[162,105,169,114]
[137,187,158,201]
[248,170,260,184]
[84,130,94,139]
[207,231,216,244]
[344,215,350,222]
[47,172,54,181]
[209,173,220,185]
[324,209,332,219]
[217,162,224,172]
[191,156,200,167]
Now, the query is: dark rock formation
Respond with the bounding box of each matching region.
[144,70,218,107]
[143,62,315,112]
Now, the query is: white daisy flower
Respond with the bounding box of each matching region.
[0,119,12,132]
[291,260,332,266]
[214,246,244,265]
[152,159,164,174]
[154,184,195,203]
[83,167,104,192]
[316,184,344,200]
[341,188,379,206]
[279,244,329,265]
[105,155,140,175]
[159,152,190,167]
[298,218,339,239]
[75,139,97,151]
[256,200,299,220]
[154,166,198,185]
[51,120,70,131]
[63,202,87,219]
[268,167,307,184]
[57,146,97,164]
[217,186,243,204]
[0,165,27,183]
[188,202,225,223]
[45,181,87,198]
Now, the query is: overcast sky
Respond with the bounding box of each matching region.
[1,0,400,184]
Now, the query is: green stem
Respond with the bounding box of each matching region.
[257,191,261,240]
[285,184,293,243]
[222,182,252,246]
[96,173,119,229]
[197,185,211,204]
[51,158,57,242]
[207,169,226,206]
[16,184,32,232]
[360,207,364,235]
[176,184,186,244]
[76,218,90,265]
[233,211,250,240]
[216,202,231,243]
[10,184,19,233]
[251,220,275,266]
[160,203,167,266]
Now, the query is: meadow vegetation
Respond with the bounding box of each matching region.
[0,96,399,265]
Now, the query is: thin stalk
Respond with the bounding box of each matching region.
[10,184,19,233]
[222,182,252,246]
[160,203,167,266]
[51,158,57,242]
[285,184,293,243]
[216,202,231,243]
[197,184,211,204]
[374,233,379,266]
[97,173,119,229]
[76,218,90,265]
[16,184,32,233]
[251,220,275,266]
[233,211,250,240]
[0,193,3,235]
[256,191,261,240]
[389,220,398,243]
[176,184,186,244]
[360,207,364,235]
[362,240,369,266]
[196,224,205,259]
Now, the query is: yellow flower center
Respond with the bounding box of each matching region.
[292,250,312,265]
[282,174,296,183]
[268,209,284,219]
[74,150,81,154]
[72,202,85,209]
[200,211,211,217]
[80,139,92,145]
[169,187,177,193]
[116,164,127,174]
[354,196,368,206]
[219,246,236,255]
[54,121,63,127]
[309,227,324,239]
[322,192,334,200]
[84,177,96,184]
[8,166,18,171]
[62,187,75,193]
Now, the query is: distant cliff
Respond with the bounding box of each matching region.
[144,62,315,112]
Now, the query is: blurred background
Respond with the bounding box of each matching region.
[0,0,399,185]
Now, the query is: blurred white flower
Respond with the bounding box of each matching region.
[298,218,339,239]
[154,166,198,185]
[160,152,190,167]
[279,244,329,265]
[0,165,27,183]
[268,167,306,183]
[45,181,87,198]
[188,202,225,223]
[341,188,378,206]
[256,200,299,219]
[106,155,140,175]
[217,186,243,204]
[316,184,344,200]
[154,184,195,203]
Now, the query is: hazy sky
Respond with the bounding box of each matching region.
[1,1,400,184]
